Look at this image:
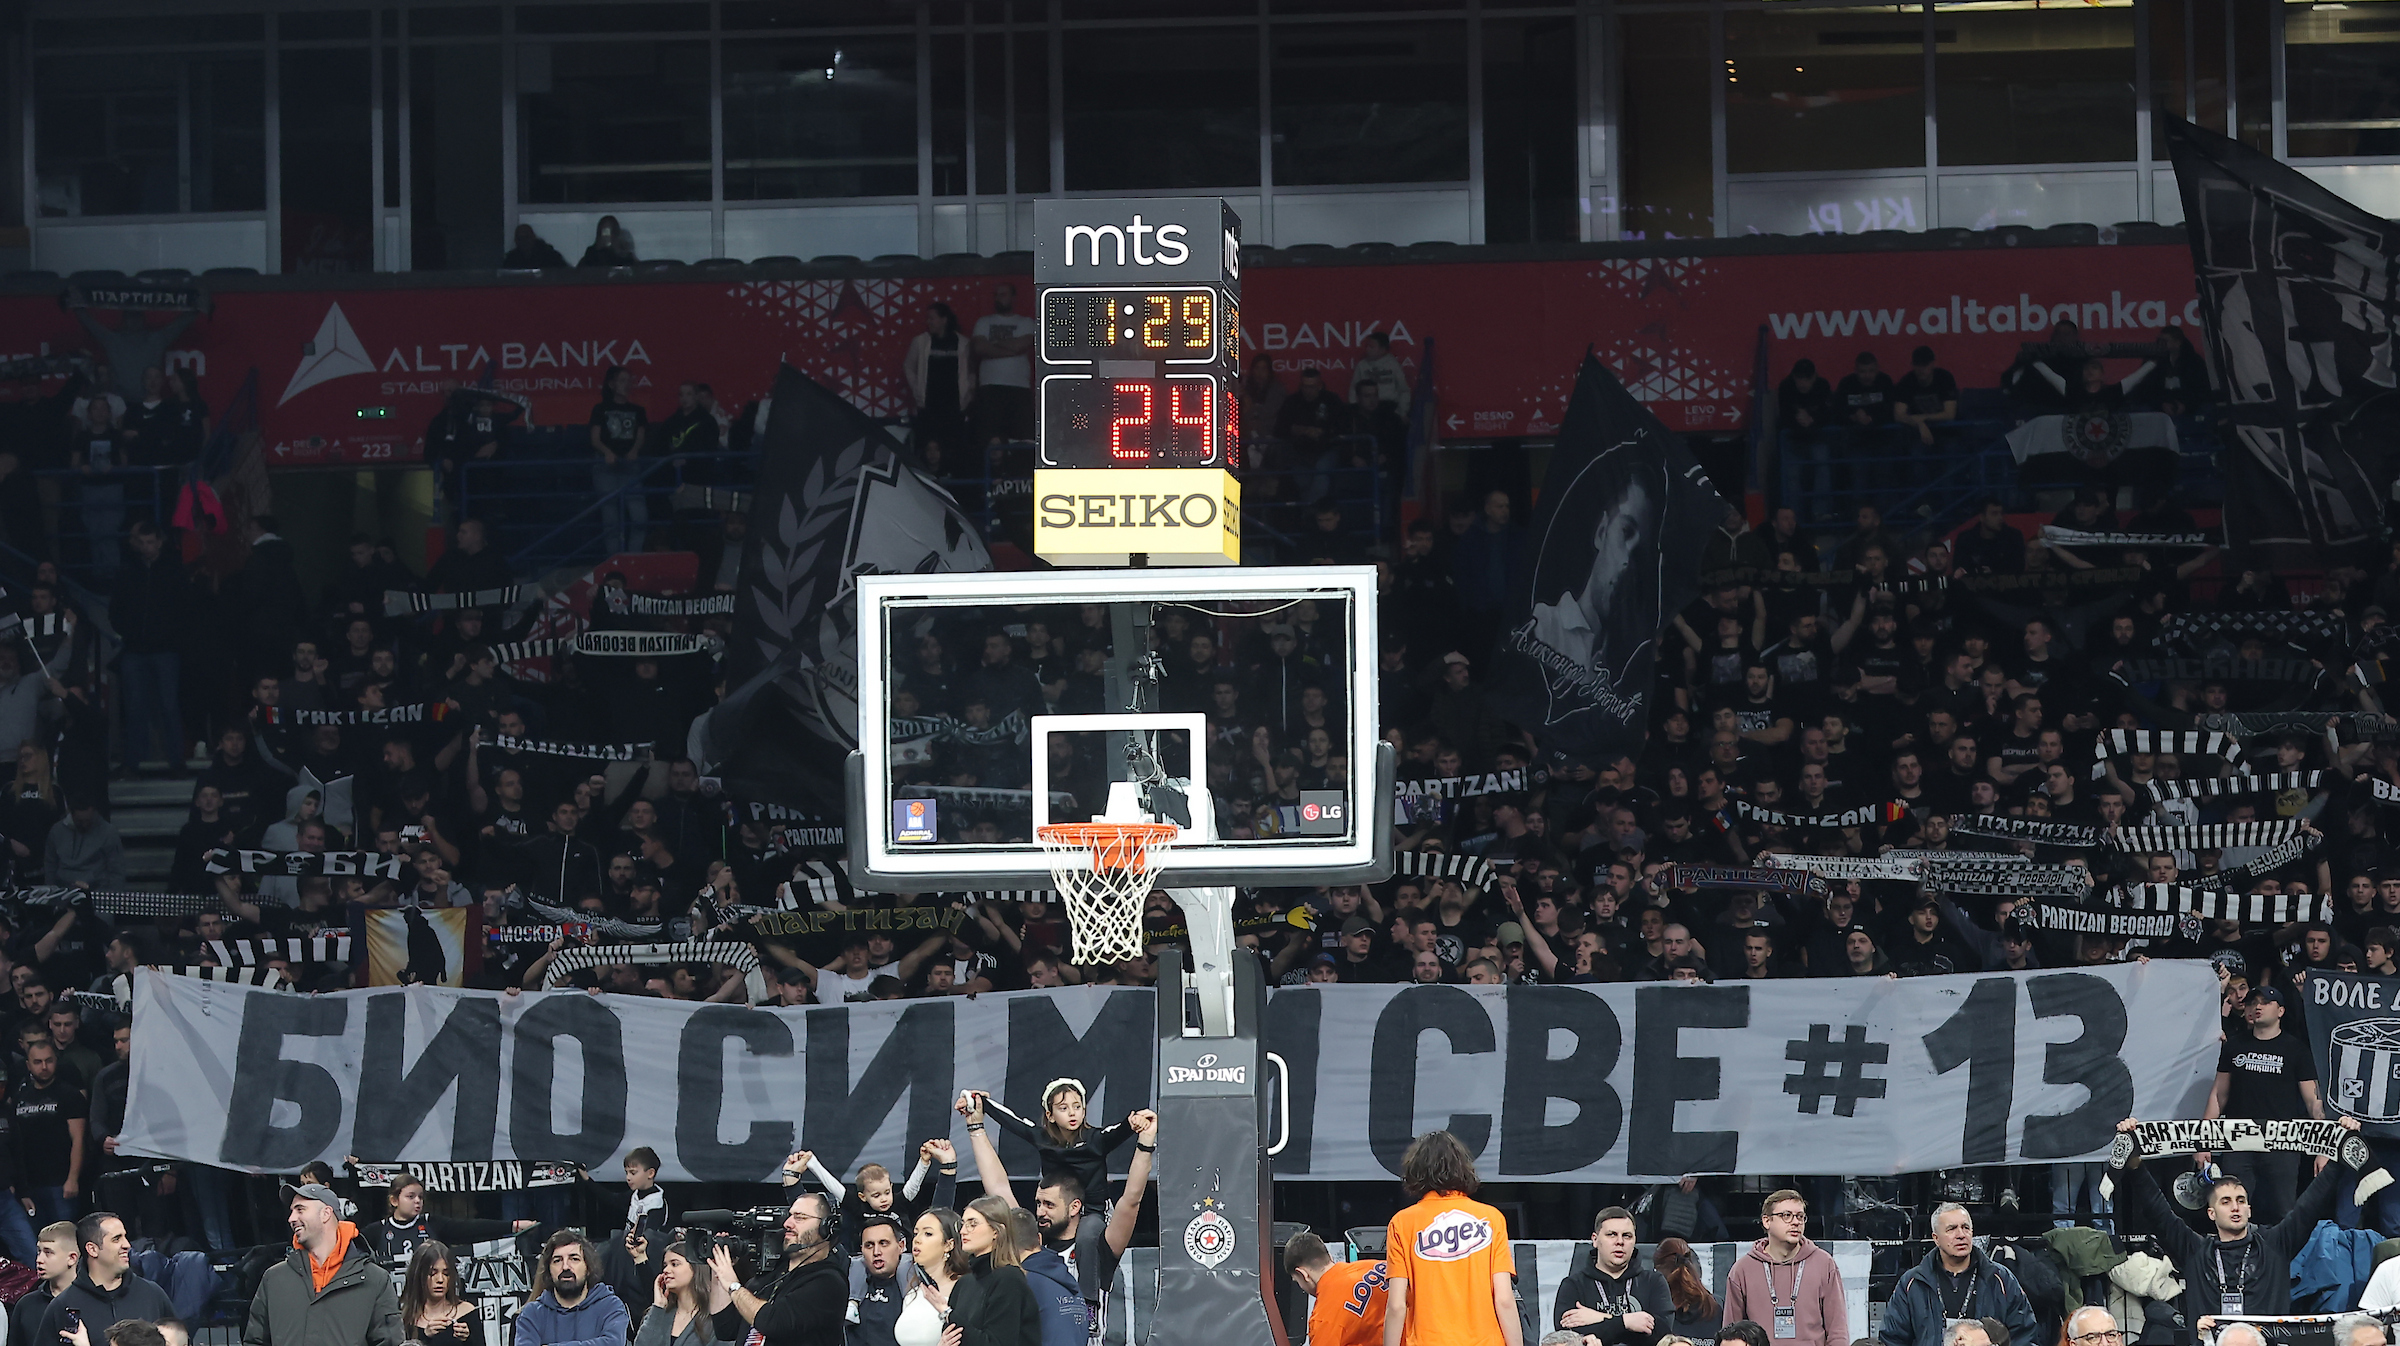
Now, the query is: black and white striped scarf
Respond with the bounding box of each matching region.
[208,936,352,965]
[1921,861,2093,898]
[1664,864,1828,897]
[2040,527,2216,548]
[2094,729,2247,763]
[2117,884,2332,923]
[1944,814,2104,847]
[2107,820,2300,851]
[490,733,645,762]
[1392,851,1499,890]
[1733,799,1907,829]
[487,639,565,663]
[162,965,293,988]
[6,886,228,917]
[2191,828,2322,887]
[2146,771,2323,801]
[385,586,525,616]
[543,939,757,979]
[17,612,73,639]
[2162,611,2348,645]
[520,896,664,942]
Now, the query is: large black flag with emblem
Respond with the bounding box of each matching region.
[687,366,991,813]
[1484,352,1724,769]
[2166,114,2394,552]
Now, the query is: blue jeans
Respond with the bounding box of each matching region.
[27,1185,73,1227]
[182,1164,237,1256]
[134,1248,219,1322]
[0,1190,37,1264]
[81,482,123,576]
[2050,1161,2112,1228]
[593,460,649,557]
[119,650,183,770]
[1781,429,1841,520]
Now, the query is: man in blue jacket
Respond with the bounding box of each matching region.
[1877,1204,2038,1346]
[517,1232,631,1346]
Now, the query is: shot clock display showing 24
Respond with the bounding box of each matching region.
[1039,286,1239,468]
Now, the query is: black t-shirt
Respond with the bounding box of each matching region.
[2219,1027,2315,1120]
[12,1079,84,1184]
[1835,372,1895,424]
[1896,368,1960,417]
[588,400,649,457]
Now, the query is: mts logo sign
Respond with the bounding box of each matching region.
[1034,197,1242,287]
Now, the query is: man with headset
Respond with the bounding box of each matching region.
[710,1188,847,1346]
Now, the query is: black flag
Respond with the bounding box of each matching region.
[2165,114,2394,553]
[688,366,991,812]
[1484,352,1725,768]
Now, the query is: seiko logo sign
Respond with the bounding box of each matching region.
[1062,216,1193,268]
[1039,492,1226,530]
[1165,1052,1248,1086]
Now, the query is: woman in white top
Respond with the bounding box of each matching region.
[896,1206,968,1346]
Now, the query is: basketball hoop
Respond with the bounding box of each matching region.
[1036,821,1180,966]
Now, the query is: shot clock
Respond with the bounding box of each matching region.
[1032,198,1242,476]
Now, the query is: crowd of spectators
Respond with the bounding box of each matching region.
[13,258,2400,1346]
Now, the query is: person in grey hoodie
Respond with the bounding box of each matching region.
[1552,1207,1673,1345]
[518,1232,631,1346]
[44,793,125,889]
[1721,1190,1848,1346]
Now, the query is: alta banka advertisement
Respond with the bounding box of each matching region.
[0,243,2199,464]
[120,962,2217,1183]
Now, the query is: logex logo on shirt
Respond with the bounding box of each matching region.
[1412,1209,1495,1262]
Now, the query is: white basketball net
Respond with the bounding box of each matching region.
[1036,823,1177,967]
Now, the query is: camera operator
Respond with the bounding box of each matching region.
[709,1192,845,1346]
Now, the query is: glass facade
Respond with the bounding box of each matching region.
[18,0,2400,271]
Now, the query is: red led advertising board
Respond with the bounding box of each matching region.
[0,243,2200,466]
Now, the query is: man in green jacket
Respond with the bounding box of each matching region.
[243,1183,400,1346]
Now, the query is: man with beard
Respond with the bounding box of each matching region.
[1553,1207,1672,1345]
[966,1109,1158,1333]
[711,1190,844,1346]
[240,1182,401,1346]
[516,1232,631,1346]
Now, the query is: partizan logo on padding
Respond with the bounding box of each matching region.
[1412,1209,1494,1261]
[1183,1198,1235,1270]
[279,303,376,406]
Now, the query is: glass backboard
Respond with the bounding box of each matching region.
[847,565,1391,892]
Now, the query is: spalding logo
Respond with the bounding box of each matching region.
[1413,1209,1494,1262]
[1165,1051,1247,1086]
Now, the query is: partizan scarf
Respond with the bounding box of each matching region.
[1392,851,1500,890]
[1921,860,2092,898]
[1664,864,1829,897]
[2116,1118,2368,1169]
[2116,659,2322,684]
[385,586,525,616]
[1763,852,1930,882]
[2202,711,2397,741]
[2106,820,2300,851]
[488,632,720,662]
[490,733,646,762]
[257,703,450,726]
[2017,896,2189,940]
[351,1161,579,1192]
[2146,771,2322,801]
[2116,883,2332,924]
[2040,527,2216,548]
[2188,828,2321,888]
[207,936,352,965]
[613,592,736,616]
[1733,799,1908,829]
[1944,814,2104,847]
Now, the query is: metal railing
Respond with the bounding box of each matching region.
[1773,412,2225,537]
[457,442,756,574]
[36,465,177,584]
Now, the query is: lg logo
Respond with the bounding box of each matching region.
[1301,802,1345,822]
[1063,215,1192,267]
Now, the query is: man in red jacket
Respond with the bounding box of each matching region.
[1721,1191,1848,1346]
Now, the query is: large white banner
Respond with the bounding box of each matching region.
[121,963,2218,1182]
